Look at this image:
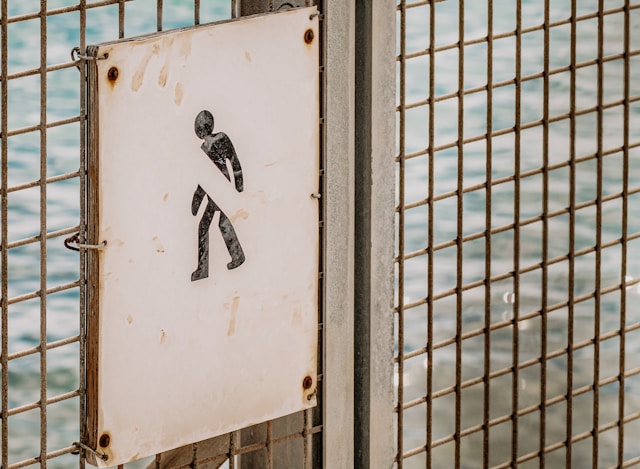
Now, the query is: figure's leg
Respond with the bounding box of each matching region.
[191,184,207,215]
[218,212,245,270]
[191,196,216,281]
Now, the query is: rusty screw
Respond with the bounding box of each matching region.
[107,67,119,82]
[302,376,313,390]
[99,434,110,448]
[304,29,314,44]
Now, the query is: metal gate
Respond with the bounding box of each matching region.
[395,0,640,467]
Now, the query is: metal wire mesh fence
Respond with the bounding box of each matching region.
[396,0,640,467]
[1,1,323,468]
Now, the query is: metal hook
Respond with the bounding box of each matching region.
[64,233,107,252]
[71,46,108,63]
[73,442,109,462]
[277,2,295,11]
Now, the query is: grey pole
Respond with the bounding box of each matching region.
[354,1,396,468]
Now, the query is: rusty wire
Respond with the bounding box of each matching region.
[1,3,9,469]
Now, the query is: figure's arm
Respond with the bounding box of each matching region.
[229,151,243,193]
[213,133,243,192]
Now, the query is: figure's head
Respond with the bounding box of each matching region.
[194,110,214,139]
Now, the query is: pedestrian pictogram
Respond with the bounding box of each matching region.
[191,110,245,281]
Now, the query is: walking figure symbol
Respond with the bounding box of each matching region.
[191,110,245,282]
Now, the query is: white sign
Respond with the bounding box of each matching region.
[85,8,319,467]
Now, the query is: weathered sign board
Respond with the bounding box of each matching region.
[84,8,319,467]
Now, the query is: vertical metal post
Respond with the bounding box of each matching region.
[512,0,522,464]
[592,0,605,465]
[426,3,436,467]
[618,0,631,465]
[79,1,88,467]
[0,0,8,466]
[118,0,125,37]
[455,0,465,464]
[323,0,355,467]
[567,1,578,465]
[157,0,163,31]
[39,1,49,467]
[354,0,396,468]
[540,0,550,465]
[484,1,495,466]
[396,1,406,464]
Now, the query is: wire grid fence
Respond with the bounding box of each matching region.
[0,1,322,468]
[396,0,640,467]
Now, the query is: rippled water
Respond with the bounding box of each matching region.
[399,1,640,467]
[4,0,640,467]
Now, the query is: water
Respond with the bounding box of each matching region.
[398,1,640,467]
[3,0,640,467]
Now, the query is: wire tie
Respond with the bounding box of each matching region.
[73,442,109,462]
[64,233,107,252]
[71,46,108,62]
[309,11,323,20]
[310,193,321,199]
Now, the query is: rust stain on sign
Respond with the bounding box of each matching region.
[231,208,249,223]
[226,296,240,337]
[131,44,160,92]
[176,35,191,58]
[174,82,184,106]
[158,65,169,88]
